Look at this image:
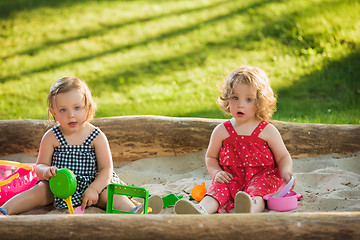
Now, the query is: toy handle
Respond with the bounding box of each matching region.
[0,173,20,187]
[64,196,75,214]
[0,160,33,171]
[0,160,34,187]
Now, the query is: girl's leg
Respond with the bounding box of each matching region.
[1,181,54,215]
[251,196,265,213]
[97,188,136,212]
[200,196,220,214]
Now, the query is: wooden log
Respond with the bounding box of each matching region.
[0,212,359,240]
[0,116,359,161]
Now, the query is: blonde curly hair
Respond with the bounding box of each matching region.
[47,76,96,123]
[217,66,277,121]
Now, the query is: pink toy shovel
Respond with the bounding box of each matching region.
[272,176,295,198]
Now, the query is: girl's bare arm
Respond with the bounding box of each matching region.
[205,124,232,183]
[261,123,295,185]
[35,129,58,180]
[81,130,113,208]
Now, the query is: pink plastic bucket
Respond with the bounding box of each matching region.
[263,192,300,212]
[0,162,38,205]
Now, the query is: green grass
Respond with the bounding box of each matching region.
[0,0,359,124]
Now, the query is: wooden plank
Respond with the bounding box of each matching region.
[0,212,359,240]
[0,116,359,161]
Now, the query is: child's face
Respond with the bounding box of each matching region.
[49,89,87,134]
[229,82,257,122]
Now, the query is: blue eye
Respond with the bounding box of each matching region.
[247,98,253,102]
[60,108,66,113]
[75,106,80,110]
[233,96,238,100]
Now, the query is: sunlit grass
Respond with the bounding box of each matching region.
[0,0,359,124]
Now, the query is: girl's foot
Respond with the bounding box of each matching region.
[234,191,252,213]
[0,207,8,216]
[134,195,163,214]
[175,199,208,214]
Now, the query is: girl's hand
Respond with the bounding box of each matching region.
[43,166,58,180]
[214,171,233,184]
[281,172,296,190]
[81,187,99,210]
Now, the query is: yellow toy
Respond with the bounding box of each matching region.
[191,182,207,202]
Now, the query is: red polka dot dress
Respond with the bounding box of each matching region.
[206,120,283,213]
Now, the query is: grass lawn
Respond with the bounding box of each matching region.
[0,0,359,124]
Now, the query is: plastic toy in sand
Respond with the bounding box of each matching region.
[106,183,150,214]
[162,194,183,208]
[263,176,302,211]
[162,182,208,208]
[49,168,77,214]
[191,182,207,202]
[0,160,38,205]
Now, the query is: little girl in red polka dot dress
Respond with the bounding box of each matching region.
[175,66,295,214]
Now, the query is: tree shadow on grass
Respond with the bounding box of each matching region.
[74,0,359,111]
[0,0,172,19]
[0,0,275,83]
[178,51,360,122]
[1,0,233,60]
[0,0,88,19]
[86,49,208,93]
[275,50,360,123]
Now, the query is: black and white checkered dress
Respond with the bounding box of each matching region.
[51,125,121,208]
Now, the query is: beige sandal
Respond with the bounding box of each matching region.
[175,199,208,214]
[234,191,252,213]
[135,195,163,214]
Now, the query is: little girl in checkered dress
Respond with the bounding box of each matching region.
[0,77,162,215]
[175,66,296,214]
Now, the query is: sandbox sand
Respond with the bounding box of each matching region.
[1,150,359,214]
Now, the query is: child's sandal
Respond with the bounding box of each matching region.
[133,195,163,214]
[147,195,163,214]
[0,207,8,215]
[234,191,252,213]
[175,199,208,215]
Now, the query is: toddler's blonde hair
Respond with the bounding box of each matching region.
[218,66,277,121]
[47,77,96,122]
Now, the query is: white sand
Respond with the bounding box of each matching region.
[1,151,359,214]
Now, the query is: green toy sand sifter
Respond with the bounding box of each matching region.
[49,168,77,214]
